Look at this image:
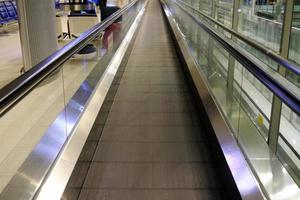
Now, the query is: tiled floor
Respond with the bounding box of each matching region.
[0,30,22,88]
[62,0,225,199]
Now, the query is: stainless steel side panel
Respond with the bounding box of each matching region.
[35,4,147,199]
[160,1,265,200]
[0,1,147,200]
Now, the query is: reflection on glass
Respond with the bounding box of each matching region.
[239,68,272,141]
[63,21,125,133]
[288,1,300,88]
[200,0,212,16]
[0,68,67,193]
[237,39,279,71]
[215,0,234,27]
[278,104,300,185]
[238,0,285,52]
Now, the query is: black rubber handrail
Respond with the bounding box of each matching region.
[174,1,300,116]
[0,0,138,116]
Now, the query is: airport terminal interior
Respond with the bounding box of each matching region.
[0,0,299,199]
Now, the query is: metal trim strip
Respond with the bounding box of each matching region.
[160,1,265,199]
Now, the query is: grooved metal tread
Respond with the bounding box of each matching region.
[62,0,225,199]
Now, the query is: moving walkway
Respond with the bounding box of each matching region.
[0,0,299,199]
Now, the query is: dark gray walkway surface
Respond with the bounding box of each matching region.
[62,0,225,199]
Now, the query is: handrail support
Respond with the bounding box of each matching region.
[268,0,294,152]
